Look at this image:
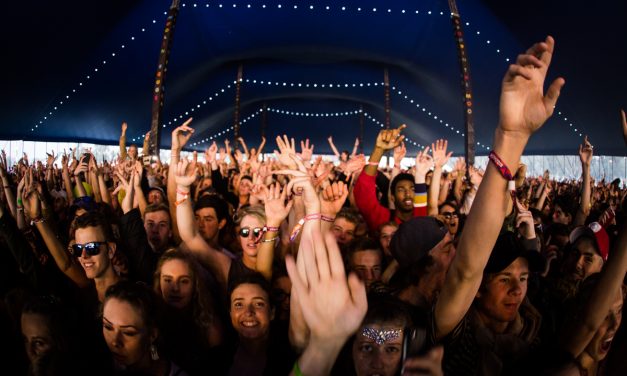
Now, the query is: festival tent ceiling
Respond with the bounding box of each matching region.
[2,0,626,157]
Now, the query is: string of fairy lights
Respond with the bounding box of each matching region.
[30,1,586,145]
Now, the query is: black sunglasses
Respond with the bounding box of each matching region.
[239,227,263,239]
[442,212,459,219]
[71,241,107,257]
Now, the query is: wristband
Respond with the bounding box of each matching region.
[488,151,513,180]
[174,194,189,206]
[290,213,322,242]
[263,226,280,233]
[17,198,23,206]
[176,189,190,195]
[321,215,335,222]
[367,161,379,166]
[488,150,517,200]
[30,216,45,226]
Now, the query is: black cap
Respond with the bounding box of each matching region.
[485,232,545,274]
[390,217,447,266]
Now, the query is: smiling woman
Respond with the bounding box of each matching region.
[226,273,295,375]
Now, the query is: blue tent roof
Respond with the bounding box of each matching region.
[2,0,626,156]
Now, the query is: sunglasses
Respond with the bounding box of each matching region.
[442,212,459,220]
[71,241,107,257]
[239,227,263,239]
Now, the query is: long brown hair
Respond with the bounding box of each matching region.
[153,249,216,332]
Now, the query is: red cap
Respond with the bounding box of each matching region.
[569,222,610,261]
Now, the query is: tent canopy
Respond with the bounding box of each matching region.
[2,0,626,156]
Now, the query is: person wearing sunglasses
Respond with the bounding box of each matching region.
[438,201,460,236]
[72,211,122,303]
[174,158,292,293]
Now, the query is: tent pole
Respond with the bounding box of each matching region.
[148,0,181,159]
[448,0,475,178]
[233,64,244,148]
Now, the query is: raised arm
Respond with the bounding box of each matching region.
[237,137,250,159]
[287,219,367,376]
[142,131,150,157]
[257,183,293,281]
[327,136,341,158]
[428,139,452,216]
[167,118,194,243]
[257,136,267,157]
[573,136,593,227]
[23,175,89,288]
[351,137,360,157]
[434,36,564,339]
[0,152,17,219]
[174,158,231,290]
[365,125,405,177]
[119,122,128,161]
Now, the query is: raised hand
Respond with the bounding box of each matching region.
[344,154,366,176]
[515,199,536,240]
[45,151,57,169]
[121,122,127,134]
[415,146,433,180]
[174,158,197,189]
[578,135,594,167]
[112,172,135,213]
[469,166,484,187]
[431,139,453,168]
[499,36,565,138]
[274,135,298,169]
[300,139,314,162]
[205,142,218,164]
[264,182,294,226]
[319,181,349,218]
[171,118,194,152]
[285,229,367,350]
[393,141,407,166]
[621,110,627,146]
[375,124,406,151]
[274,154,319,213]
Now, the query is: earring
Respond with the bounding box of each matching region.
[150,344,159,361]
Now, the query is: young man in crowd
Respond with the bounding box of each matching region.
[353,126,429,232]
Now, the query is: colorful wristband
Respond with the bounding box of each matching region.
[488,151,513,180]
[290,213,322,242]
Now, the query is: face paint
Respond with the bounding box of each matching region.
[361,327,402,345]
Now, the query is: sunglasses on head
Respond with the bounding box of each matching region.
[239,227,263,239]
[71,241,107,257]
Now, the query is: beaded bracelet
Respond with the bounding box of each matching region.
[261,236,279,243]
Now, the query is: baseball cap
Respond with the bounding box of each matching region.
[484,232,545,274]
[569,222,610,261]
[390,217,447,266]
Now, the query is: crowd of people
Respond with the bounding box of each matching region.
[0,36,626,375]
